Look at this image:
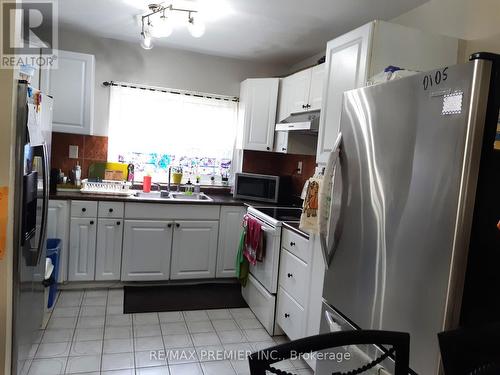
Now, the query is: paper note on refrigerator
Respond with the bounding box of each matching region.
[0,187,8,260]
[27,104,44,146]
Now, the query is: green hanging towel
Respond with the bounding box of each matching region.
[235,225,249,286]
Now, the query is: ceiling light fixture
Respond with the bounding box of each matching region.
[140,3,205,49]
[187,13,205,38]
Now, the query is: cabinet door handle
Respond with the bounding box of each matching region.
[266,147,270,151]
[176,223,180,228]
[302,104,307,109]
[109,208,114,213]
[90,220,94,225]
[290,242,295,247]
[116,221,120,226]
[82,208,86,212]
[167,223,172,228]
[284,313,290,318]
[287,273,293,278]
[281,148,286,151]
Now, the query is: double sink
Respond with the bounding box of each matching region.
[133,190,213,202]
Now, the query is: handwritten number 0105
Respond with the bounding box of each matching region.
[423,67,448,90]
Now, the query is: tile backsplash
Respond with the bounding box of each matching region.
[242,150,316,198]
[51,132,108,180]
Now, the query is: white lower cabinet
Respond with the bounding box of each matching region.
[276,228,316,341]
[217,206,246,278]
[171,220,219,280]
[68,217,97,281]
[121,220,173,281]
[276,286,305,341]
[95,218,123,281]
[47,200,69,282]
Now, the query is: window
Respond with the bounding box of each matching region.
[107,85,238,184]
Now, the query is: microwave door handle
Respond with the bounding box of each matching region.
[319,133,343,268]
[35,143,49,265]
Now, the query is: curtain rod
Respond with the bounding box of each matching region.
[102,80,239,102]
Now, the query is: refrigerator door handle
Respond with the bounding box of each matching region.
[35,142,49,264]
[319,132,343,268]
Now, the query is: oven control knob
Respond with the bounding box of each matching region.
[82,208,86,212]
[284,313,290,318]
[287,273,293,278]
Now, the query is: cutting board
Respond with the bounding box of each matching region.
[88,162,129,180]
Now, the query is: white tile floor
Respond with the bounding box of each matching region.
[24,289,314,375]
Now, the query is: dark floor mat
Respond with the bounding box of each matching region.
[123,282,248,314]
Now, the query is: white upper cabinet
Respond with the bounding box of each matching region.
[236,78,279,152]
[316,22,373,164]
[277,64,325,122]
[41,50,95,135]
[316,20,458,164]
[308,64,325,112]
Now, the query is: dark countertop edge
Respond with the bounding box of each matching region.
[282,221,311,240]
[49,192,251,206]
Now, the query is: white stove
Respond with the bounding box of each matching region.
[241,205,302,335]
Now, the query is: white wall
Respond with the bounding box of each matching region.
[392,0,500,61]
[58,28,288,136]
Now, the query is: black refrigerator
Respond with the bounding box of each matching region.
[12,81,53,375]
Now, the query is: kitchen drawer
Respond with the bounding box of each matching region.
[98,201,124,218]
[282,228,310,263]
[71,200,98,218]
[279,249,308,307]
[276,286,305,340]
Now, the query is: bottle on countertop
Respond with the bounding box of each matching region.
[74,162,81,187]
[127,163,135,182]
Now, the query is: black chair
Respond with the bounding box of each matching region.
[248,330,410,375]
[438,323,500,375]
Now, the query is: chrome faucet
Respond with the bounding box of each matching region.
[152,182,162,192]
[167,166,171,193]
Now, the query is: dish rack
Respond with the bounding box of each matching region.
[80,179,133,196]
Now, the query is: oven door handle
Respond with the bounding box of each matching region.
[261,225,277,234]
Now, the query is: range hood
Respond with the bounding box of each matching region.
[275,110,320,132]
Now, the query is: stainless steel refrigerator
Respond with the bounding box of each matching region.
[317,53,500,374]
[12,81,53,375]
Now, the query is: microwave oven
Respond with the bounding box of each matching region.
[233,173,292,203]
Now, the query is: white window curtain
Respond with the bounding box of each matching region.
[107,85,238,184]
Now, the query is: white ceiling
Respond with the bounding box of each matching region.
[58,0,429,65]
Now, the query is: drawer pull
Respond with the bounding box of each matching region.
[290,242,296,247]
[90,220,94,225]
[82,208,86,212]
[287,273,293,278]
[167,223,172,228]
[116,221,121,226]
[176,223,180,228]
[109,208,114,213]
[284,313,290,318]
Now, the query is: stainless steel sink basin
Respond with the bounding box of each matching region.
[133,191,213,202]
[169,192,213,201]
[134,191,163,199]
